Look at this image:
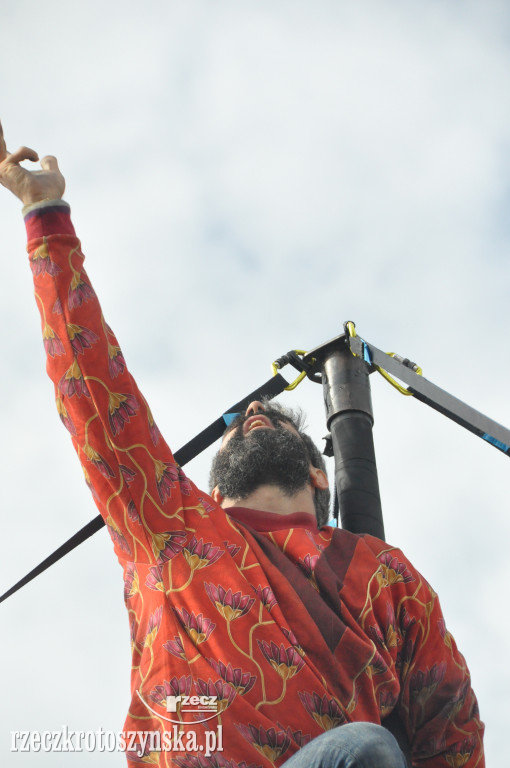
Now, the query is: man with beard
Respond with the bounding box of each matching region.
[0,124,484,768]
[209,403,331,525]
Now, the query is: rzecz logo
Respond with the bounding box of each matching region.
[136,690,219,724]
[166,695,217,714]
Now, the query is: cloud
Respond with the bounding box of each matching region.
[1,1,509,764]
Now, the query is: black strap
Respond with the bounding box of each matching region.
[0,517,105,604]
[0,374,289,604]
[173,373,289,465]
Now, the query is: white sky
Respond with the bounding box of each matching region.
[1,0,509,764]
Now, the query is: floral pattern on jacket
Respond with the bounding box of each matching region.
[25,202,484,767]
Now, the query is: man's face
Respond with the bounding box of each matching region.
[209,402,313,503]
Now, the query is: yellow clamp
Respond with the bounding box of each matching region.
[380,353,423,396]
[345,321,357,357]
[345,322,422,397]
[272,350,313,391]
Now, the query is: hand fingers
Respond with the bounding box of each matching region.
[0,120,7,162]
[7,145,39,165]
[40,155,60,172]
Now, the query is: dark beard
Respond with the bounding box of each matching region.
[209,425,311,502]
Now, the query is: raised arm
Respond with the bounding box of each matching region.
[0,122,215,566]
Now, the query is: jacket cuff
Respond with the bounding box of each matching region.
[24,199,76,240]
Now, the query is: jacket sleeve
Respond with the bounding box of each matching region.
[25,200,215,566]
[361,538,485,767]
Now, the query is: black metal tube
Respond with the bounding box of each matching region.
[321,348,385,540]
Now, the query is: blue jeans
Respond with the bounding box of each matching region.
[281,723,407,768]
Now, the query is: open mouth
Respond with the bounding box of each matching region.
[242,414,274,436]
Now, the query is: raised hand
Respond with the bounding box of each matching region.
[0,120,65,206]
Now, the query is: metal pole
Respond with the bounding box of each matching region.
[317,341,385,540]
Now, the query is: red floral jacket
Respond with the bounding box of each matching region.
[25,201,484,767]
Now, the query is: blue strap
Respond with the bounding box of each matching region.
[362,341,372,365]
[222,412,240,426]
[482,433,510,454]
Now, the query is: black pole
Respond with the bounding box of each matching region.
[307,335,385,540]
